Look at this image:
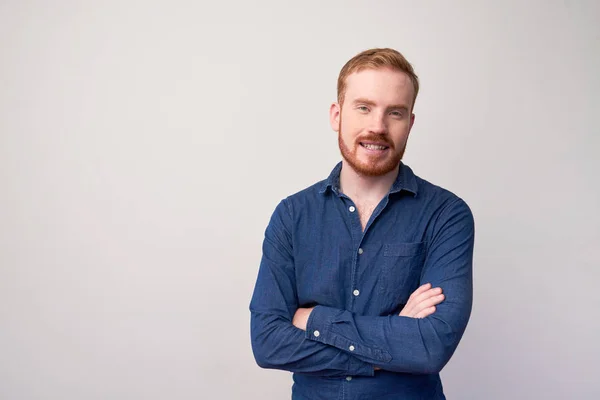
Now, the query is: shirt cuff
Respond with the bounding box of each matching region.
[305,305,337,344]
[306,305,392,364]
[306,306,375,377]
[348,355,376,377]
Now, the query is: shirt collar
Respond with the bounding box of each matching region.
[318,161,418,196]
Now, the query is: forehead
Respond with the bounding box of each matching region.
[344,67,414,105]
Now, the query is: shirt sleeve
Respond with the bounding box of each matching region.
[249,199,375,377]
[304,198,475,374]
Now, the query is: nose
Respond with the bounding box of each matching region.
[368,111,387,134]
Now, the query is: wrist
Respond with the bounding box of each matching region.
[293,307,315,331]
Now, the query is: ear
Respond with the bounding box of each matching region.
[329,102,341,132]
[408,113,416,133]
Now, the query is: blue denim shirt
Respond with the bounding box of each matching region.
[249,162,475,400]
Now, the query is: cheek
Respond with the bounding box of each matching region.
[391,126,411,145]
[340,113,363,134]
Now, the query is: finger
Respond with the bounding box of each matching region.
[412,287,443,306]
[409,283,432,300]
[402,286,440,316]
[402,286,443,317]
[402,284,431,315]
[407,293,445,317]
[416,294,445,312]
[415,306,436,319]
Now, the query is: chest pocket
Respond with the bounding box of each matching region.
[379,242,427,302]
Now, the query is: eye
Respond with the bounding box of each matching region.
[390,110,404,118]
[357,106,369,113]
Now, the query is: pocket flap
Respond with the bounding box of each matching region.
[383,242,425,257]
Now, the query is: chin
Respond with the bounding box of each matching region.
[349,160,399,177]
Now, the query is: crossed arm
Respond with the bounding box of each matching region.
[293,282,445,329]
[292,283,446,371]
[249,198,474,376]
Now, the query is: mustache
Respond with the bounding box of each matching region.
[355,135,395,148]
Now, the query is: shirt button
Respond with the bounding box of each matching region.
[349,345,355,352]
[313,330,320,337]
[349,206,356,212]
[353,289,360,296]
[358,248,363,255]
[346,376,352,381]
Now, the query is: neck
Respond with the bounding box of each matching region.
[339,160,400,202]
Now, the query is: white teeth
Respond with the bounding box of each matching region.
[362,143,387,150]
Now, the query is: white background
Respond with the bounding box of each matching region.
[1,1,599,399]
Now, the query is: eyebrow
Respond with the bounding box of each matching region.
[352,98,409,111]
[352,98,377,107]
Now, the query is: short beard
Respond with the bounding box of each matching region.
[337,122,405,177]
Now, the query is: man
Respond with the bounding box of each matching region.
[249,48,474,399]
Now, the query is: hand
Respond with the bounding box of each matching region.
[399,283,445,319]
[292,307,315,331]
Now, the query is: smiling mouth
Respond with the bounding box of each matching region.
[360,142,389,150]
